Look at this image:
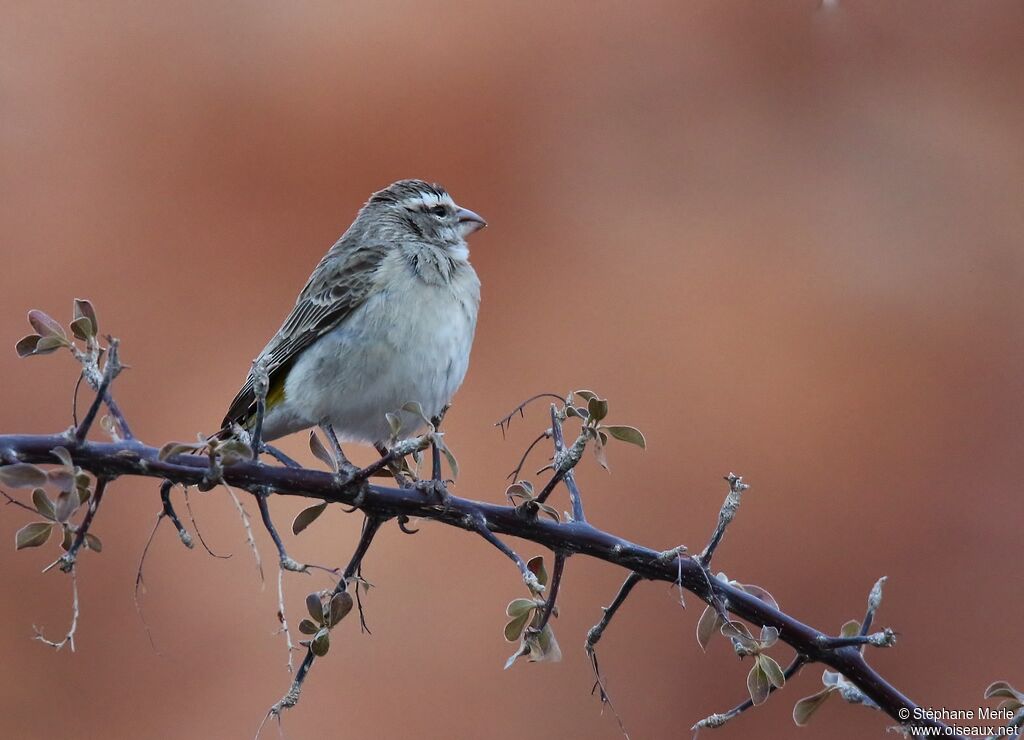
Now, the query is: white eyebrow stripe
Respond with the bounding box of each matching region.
[405,192,454,211]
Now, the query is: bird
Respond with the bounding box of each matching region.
[219,179,486,469]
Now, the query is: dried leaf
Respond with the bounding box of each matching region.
[385,412,402,440]
[84,533,102,552]
[15,522,53,550]
[32,488,55,520]
[527,556,548,588]
[441,443,459,481]
[401,401,432,428]
[28,309,65,340]
[158,441,204,460]
[603,425,647,449]
[47,468,75,493]
[573,390,597,403]
[0,463,48,488]
[50,446,74,468]
[298,619,319,635]
[739,583,779,611]
[696,605,722,652]
[292,502,328,535]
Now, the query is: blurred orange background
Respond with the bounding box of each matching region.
[1,2,1022,739]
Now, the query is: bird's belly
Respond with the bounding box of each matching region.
[282,283,477,444]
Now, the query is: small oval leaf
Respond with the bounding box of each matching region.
[0,463,48,488]
[15,335,41,357]
[15,522,53,550]
[32,488,56,520]
[28,309,65,340]
[603,425,647,449]
[292,502,328,535]
[329,592,353,627]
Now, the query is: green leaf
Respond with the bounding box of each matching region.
[60,526,74,551]
[298,619,319,635]
[308,431,337,472]
[506,598,536,618]
[759,625,779,648]
[329,592,353,627]
[747,662,771,705]
[760,654,786,688]
[504,612,532,642]
[311,628,331,657]
[305,592,324,623]
[32,488,55,520]
[15,522,53,550]
[84,533,102,552]
[28,309,65,340]
[587,397,609,423]
[73,299,98,336]
[34,335,67,354]
[0,463,48,488]
[291,502,327,535]
[839,619,861,638]
[441,443,459,481]
[15,335,41,357]
[792,688,834,725]
[573,390,598,403]
[70,317,93,341]
[985,681,1024,701]
[603,425,647,449]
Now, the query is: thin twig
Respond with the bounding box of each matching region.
[698,473,749,566]
[134,513,164,653]
[691,655,808,734]
[182,487,231,559]
[534,551,566,633]
[58,476,108,571]
[225,483,264,584]
[256,492,307,573]
[276,568,297,674]
[74,342,122,442]
[34,566,80,652]
[585,571,642,739]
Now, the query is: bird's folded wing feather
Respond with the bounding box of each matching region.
[221,243,388,429]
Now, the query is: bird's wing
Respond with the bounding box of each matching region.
[221,243,389,429]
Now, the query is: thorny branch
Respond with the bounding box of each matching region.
[3,308,1011,740]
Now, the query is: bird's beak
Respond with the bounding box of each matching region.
[456,206,487,237]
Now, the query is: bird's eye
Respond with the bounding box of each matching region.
[428,205,447,218]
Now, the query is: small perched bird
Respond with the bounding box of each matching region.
[220,179,485,461]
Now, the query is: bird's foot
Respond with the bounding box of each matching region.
[414,478,451,509]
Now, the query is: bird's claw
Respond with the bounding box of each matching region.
[414,478,450,508]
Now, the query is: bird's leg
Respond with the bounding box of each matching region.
[373,443,411,488]
[415,408,450,507]
[321,423,358,478]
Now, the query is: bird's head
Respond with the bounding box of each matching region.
[360,179,487,258]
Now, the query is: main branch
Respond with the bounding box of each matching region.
[0,431,958,737]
